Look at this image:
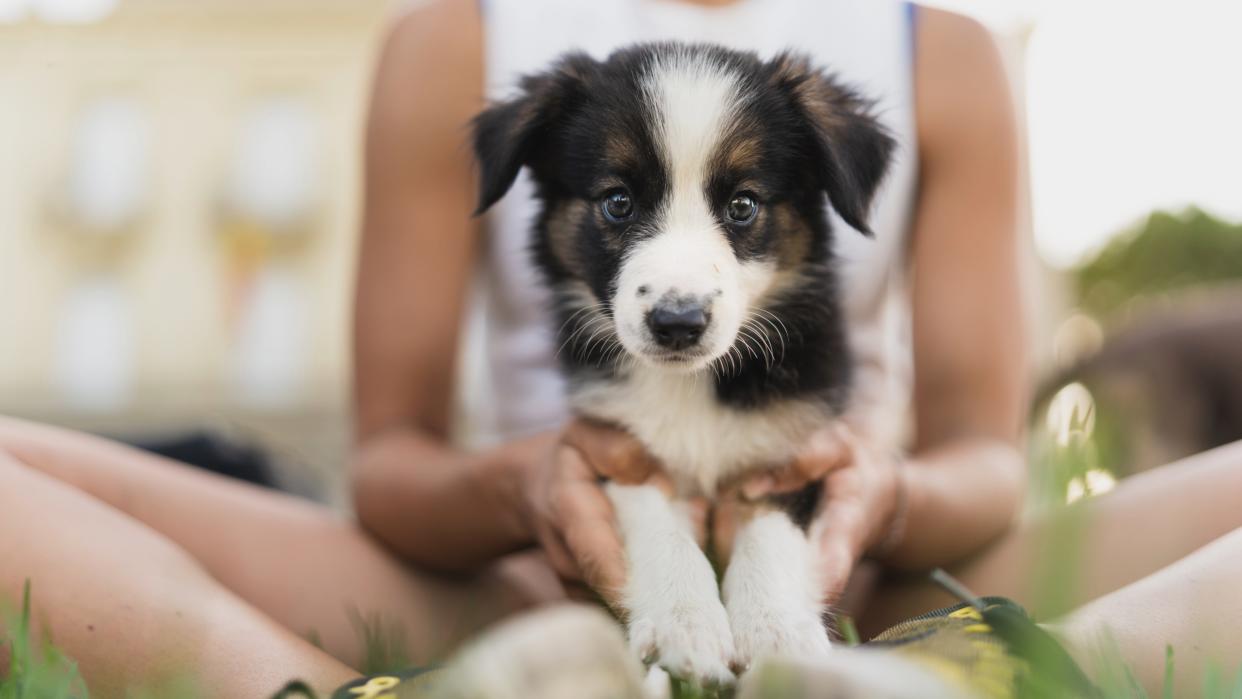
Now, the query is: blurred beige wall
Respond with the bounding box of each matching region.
[0,0,392,497]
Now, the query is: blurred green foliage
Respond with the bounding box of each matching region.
[1074,207,1242,319]
[1040,207,1242,490]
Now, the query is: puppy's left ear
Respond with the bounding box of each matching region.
[770,53,896,236]
[472,52,597,215]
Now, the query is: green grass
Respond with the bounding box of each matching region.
[344,606,412,677]
[1,581,88,699]
[1084,638,1242,699]
[5,577,1242,699]
[0,581,203,699]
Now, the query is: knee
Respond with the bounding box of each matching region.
[0,414,31,452]
[0,444,28,479]
[0,418,50,481]
[0,416,57,469]
[0,419,122,503]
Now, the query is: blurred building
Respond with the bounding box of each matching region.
[0,0,390,500]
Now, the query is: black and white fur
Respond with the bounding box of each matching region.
[473,43,894,683]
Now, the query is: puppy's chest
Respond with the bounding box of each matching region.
[572,368,829,496]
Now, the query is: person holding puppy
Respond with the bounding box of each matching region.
[2,1,1241,697]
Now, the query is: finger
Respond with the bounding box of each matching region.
[737,472,777,500]
[710,497,743,567]
[814,529,857,603]
[734,427,854,500]
[553,447,630,608]
[809,500,867,600]
[735,455,839,501]
[557,485,628,608]
[786,428,854,480]
[767,463,822,494]
[561,580,607,605]
[563,419,660,484]
[571,420,657,483]
[537,522,584,584]
[809,495,866,551]
[563,518,628,610]
[679,497,710,549]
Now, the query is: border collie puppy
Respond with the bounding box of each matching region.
[473,42,894,684]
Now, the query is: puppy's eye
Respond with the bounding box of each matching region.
[601,189,634,223]
[725,193,759,224]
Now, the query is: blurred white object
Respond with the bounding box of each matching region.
[54,276,134,411]
[643,667,672,699]
[1067,468,1117,504]
[1045,382,1096,447]
[0,0,118,24]
[1052,312,1104,367]
[226,97,320,232]
[0,0,28,23]
[230,264,308,408]
[66,97,150,233]
[36,0,116,23]
[439,605,646,699]
[737,652,964,699]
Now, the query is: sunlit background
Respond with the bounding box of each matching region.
[1,0,1239,503]
[929,0,1242,268]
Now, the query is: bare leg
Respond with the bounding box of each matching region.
[1051,526,1242,697]
[862,440,1242,633]
[606,483,735,684]
[0,417,561,670]
[738,527,1242,699]
[0,448,357,697]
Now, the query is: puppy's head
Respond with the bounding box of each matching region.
[474,44,893,373]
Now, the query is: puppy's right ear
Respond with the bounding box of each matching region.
[472,52,596,214]
[768,52,896,237]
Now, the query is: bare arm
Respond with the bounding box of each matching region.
[351,0,540,570]
[882,7,1028,569]
[351,2,657,585]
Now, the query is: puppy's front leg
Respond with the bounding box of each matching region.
[606,483,736,685]
[723,508,832,670]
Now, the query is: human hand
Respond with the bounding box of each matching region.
[715,424,906,602]
[519,418,684,609]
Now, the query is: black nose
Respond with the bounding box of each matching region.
[647,305,708,350]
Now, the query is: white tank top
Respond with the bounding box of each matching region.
[465,0,919,447]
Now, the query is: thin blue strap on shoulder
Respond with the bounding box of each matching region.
[905,2,919,58]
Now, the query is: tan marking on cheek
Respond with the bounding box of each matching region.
[770,203,814,268]
[546,200,589,275]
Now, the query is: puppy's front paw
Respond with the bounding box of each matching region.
[730,607,832,670]
[628,602,737,686]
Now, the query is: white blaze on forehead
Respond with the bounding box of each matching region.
[642,50,745,232]
[610,50,775,366]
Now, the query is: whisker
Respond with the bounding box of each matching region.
[555,303,619,362]
[751,308,790,363]
[734,329,760,362]
[740,321,774,369]
[557,314,610,359]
